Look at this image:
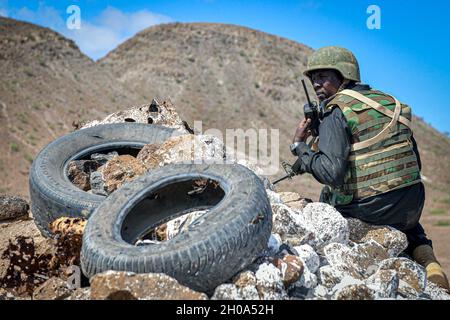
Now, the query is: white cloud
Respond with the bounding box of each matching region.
[0,0,8,17]
[10,4,172,60]
[65,6,173,60]
[97,6,172,35]
[16,3,66,30]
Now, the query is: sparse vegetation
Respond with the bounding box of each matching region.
[10,143,19,152]
[24,154,34,163]
[435,220,450,227]
[17,112,28,124]
[431,208,446,215]
[28,134,38,146]
[24,70,35,77]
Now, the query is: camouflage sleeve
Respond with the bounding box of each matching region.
[294,106,351,188]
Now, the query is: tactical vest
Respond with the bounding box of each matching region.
[324,88,421,206]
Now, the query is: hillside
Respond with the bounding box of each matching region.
[0,17,145,197]
[0,19,449,274]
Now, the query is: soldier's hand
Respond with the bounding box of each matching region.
[293,118,312,143]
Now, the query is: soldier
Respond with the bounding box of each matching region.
[291,46,449,291]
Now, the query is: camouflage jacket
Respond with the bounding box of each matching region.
[323,86,422,205]
[293,84,424,229]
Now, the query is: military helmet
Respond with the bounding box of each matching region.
[303,46,361,82]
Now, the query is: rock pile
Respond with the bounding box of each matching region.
[67,100,225,196]
[68,138,224,197]
[2,99,449,300]
[66,99,450,300]
[210,195,449,300]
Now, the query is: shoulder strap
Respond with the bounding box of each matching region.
[339,89,412,128]
[338,89,408,151]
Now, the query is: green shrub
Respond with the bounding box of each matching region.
[435,220,450,227]
[430,208,446,215]
[10,143,19,152]
[24,154,33,163]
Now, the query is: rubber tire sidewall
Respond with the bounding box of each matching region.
[81,163,272,293]
[29,123,180,236]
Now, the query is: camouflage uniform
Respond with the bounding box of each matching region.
[299,47,450,292]
[322,88,421,206]
[297,46,431,250]
[303,46,421,208]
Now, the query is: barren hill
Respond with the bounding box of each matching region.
[0,17,145,196]
[0,19,449,273]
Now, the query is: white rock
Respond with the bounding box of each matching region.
[301,203,349,252]
[346,218,408,258]
[423,282,450,300]
[322,243,352,270]
[330,276,376,300]
[306,284,329,300]
[331,275,364,292]
[155,134,225,167]
[80,99,189,134]
[317,265,344,289]
[333,283,376,300]
[166,210,207,240]
[377,257,427,295]
[255,263,288,300]
[323,240,388,279]
[397,280,423,299]
[365,269,399,299]
[235,158,265,176]
[271,203,315,247]
[293,244,320,273]
[266,189,283,205]
[278,192,310,212]
[266,234,282,256]
[211,284,243,300]
[239,285,261,300]
[294,267,318,289]
[232,270,260,300]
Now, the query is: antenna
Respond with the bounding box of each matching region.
[301,79,312,106]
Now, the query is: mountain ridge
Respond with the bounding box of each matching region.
[1,17,449,274]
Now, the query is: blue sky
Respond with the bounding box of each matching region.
[1,0,449,134]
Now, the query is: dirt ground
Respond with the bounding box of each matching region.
[421,222,450,276]
[0,196,449,292]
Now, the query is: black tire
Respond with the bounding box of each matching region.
[80,164,272,292]
[29,123,180,237]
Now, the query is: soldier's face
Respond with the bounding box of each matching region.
[310,70,343,102]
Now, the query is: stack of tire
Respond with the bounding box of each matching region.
[29,123,272,292]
